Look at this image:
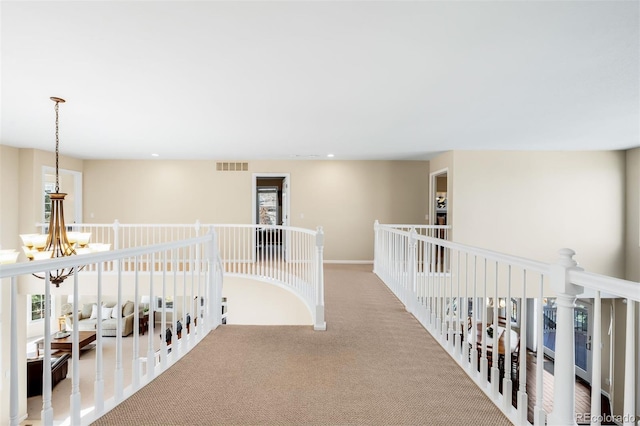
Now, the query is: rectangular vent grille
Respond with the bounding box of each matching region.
[216,162,248,171]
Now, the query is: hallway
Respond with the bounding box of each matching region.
[93,264,512,425]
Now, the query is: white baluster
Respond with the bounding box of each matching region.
[454,250,461,359]
[480,259,488,384]
[160,251,167,369]
[113,219,120,251]
[172,250,180,357]
[534,275,545,426]
[94,264,105,415]
[70,273,81,424]
[591,291,601,425]
[462,253,469,362]
[114,259,123,402]
[491,262,499,397]
[41,275,53,424]
[314,227,326,331]
[443,246,450,342]
[503,265,513,413]
[435,244,442,337]
[445,246,452,348]
[147,253,155,380]
[9,278,19,426]
[471,256,479,377]
[430,241,437,329]
[425,241,432,328]
[132,256,141,390]
[517,270,528,425]
[407,229,418,316]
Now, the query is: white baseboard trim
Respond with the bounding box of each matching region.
[323,260,373,265]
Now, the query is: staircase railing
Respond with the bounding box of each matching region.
[0,232,220,425]
[373,221,638,426]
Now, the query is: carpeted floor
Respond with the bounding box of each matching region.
[92,263,512,425]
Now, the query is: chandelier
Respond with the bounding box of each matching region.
[20,97,109,286]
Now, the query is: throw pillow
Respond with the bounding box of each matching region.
[111,305,120,319]
[81,303,93,319]
[89,304,98,319]
[101,306,112,319]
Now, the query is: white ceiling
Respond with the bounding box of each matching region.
[1,1,638,161]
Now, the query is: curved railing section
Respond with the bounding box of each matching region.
[208,224,325,331]
[34,221,326,330]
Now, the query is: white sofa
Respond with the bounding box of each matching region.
[65,300,137,337]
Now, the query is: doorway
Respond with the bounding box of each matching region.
[252,174,290,260]
[429,168,448,227]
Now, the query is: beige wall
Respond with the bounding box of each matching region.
[1,146,20,250]
[0,145,24,426]
[625,148,640,282]
[83,159,431,261]
[451,151,626,277]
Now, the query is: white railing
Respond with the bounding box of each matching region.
[40,221,326,330]
[210,224,326,330]
[373,221,639,426]
[380,223,450,241]
[0,232,221,426]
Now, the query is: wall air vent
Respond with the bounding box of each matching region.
[216,162,249,172]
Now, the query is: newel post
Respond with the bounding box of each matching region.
[208,229,220,330]
[373,220,379,274]
[314,227,327,331]
[548,248,584,426]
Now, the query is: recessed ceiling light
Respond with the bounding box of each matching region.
[327,154,335,158]
[151,153,159,157]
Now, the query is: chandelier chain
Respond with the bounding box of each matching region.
[54,100,60,193]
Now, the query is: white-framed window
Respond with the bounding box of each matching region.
[41,167,83,225]
[29,294,52,322]
[43,177,55,222]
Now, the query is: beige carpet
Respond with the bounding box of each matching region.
[92,264,512,425]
